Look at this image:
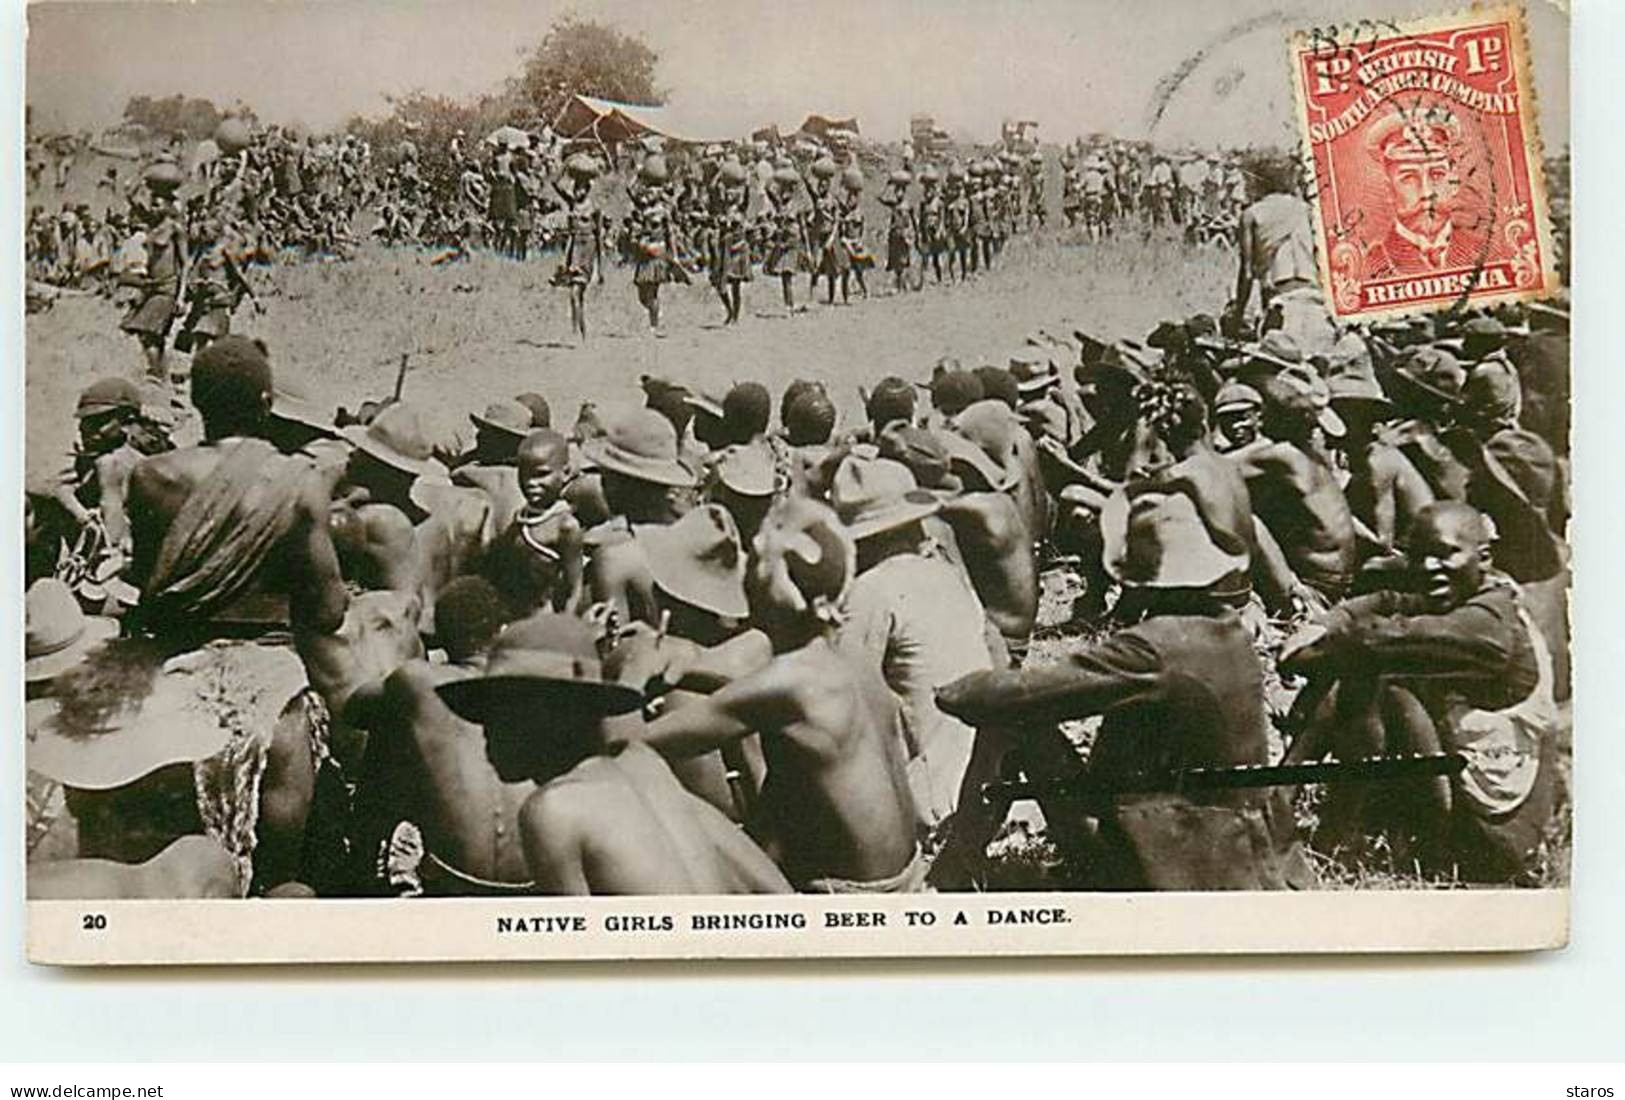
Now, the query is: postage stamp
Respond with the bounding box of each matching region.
[1289,6,1560,321]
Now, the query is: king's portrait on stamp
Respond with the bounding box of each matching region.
[1291,7,1560,319]
[20,0,1573,966]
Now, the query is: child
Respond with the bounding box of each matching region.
[482,430,583,618]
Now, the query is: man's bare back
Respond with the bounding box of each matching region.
[351,659,536,886]
[939,490,1037,642]
[519,742,789,895]
[637,635,918,888]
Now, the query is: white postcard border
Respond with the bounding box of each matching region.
[28,889,1567,966]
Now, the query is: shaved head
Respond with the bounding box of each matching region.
[1410,501,1491,550]
[1408,502,1493,608]
[517,429,569,470]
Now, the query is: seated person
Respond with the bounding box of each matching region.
[436,612,790,896]
[620,498,926,893]
[450,400,531,532]
[29,835,238,900]
[335,403,493,624]
[633,503,773,821]
[29,378,164,605]
[937,429,1038,661]
[346,578,538,895]
[581,408,697,625]
[829,456,994,830]
[937,485,1307,892]
[25,579,248,899]
[1229,362,1357,607]
[1280,502,1561,883]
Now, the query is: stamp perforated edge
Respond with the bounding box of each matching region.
[1286,3,1563,323]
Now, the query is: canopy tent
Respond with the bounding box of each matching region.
[552,94,732,147]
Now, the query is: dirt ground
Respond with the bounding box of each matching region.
[25,221,1233,483]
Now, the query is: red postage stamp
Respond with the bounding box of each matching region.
[1289,7,1559,321]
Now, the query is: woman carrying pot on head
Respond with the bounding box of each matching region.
[710,156,753,326]
[550,153,605,345]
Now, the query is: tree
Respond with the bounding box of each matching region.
[121,93,222,140]
[512,15,665,114]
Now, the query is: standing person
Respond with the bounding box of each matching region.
[804,157,838,301]
[881,170,917,295]
[1146,155,1175,228]
[916,164,947,286]
[487,148,518,257]
[1232,156,1317,328]
[832,165,871,303]
[628,195,682,335]
[1026,151,1047,230]
[762,163,809,313]
[122,336,350,895]
[944,164,973,281]
[1080,154,1110,242]
[511,147,537,261]
[1060,151,1082,229]
[710,158,752,326]
[551,154,603,345]
[177,218,262,356]
[971,163,996,272]
[119,167,188,381]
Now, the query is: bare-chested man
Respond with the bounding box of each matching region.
[1326,341,1434,554]
[581,407,697,625]
[954,398,1052,551]
[435,612,790,896]
[346,577,537,894]
[124,335,349,894]
[335,402,493,628]
[621,498,925,893]
[937,430,1038,658]
[1230,360,1358,607]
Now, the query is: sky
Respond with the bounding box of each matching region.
[24,0,1569,150]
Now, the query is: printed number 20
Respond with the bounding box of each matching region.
[82,914,107,931]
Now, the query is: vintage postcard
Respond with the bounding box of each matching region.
[20,0,1571,965]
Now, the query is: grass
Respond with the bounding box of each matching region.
[989,561,1574,891]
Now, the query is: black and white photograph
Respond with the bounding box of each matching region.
[18,0,1573,964]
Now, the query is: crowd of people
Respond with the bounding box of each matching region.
[23,127,1573,900]
[26,119,1252,354]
